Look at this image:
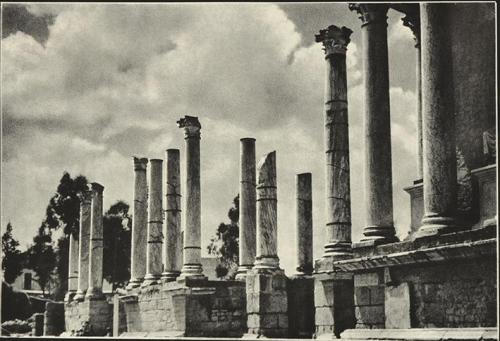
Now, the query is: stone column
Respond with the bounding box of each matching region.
[245,151,288,338]
[86,182,104,300]
[235,138,257,280]
[315,25,353,259]
[64,230,79,302]
[127,157,148,289]
[177,116,205,280]
[254,151,279,270]
[295,173,313,275]
[143,159,163,286]
[350,3,397,243]
[74,187,92,301]
[415,3,457,238]
[162,149,182,282]
[402,6,423,179]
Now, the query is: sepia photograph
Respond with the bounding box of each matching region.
[0,1,497,339]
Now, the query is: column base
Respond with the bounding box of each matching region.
[362,225,399,244]
[413,215,455,239]
[141,274,161,287]
[323,242,353,260]
[85,287,104,300]
[126,277,143,290]
[64,291,76,303]
[161,271,180,282]
[178,264,204,281]
[73,290,86,302]
[235,265,253,280]
[254,256,280,270]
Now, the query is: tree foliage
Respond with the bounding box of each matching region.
[2,223,25,284]
[207,195,239,279]
[25,225,56,296]
[103,201,132,290]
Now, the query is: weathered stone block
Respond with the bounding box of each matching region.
[354,287,371,306]
[355,305,385,325]
[354,272,381,287]
[315,307,334,325]
[385,282,411,329]
[314,278,334,307]
[370,285,385,305]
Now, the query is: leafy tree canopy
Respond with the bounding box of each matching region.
[2,223,25,284]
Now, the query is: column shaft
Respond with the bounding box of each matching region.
[177,116,205,280]
[86,182,104,299]
[74,188,92,301]
[64,231,79,302]
[295,173,313,275]
[254,151,279,269]
[128,157,148,289]
[143,159,163,285]
[162,149,182,281]
[416,44,423,179]
[416,3,456,238]
[236,138,257,280]
[350,4,397,243]
[315,25,353,258]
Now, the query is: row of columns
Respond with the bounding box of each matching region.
[66,182,105,302]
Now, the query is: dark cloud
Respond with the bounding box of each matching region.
[1,4,53,44]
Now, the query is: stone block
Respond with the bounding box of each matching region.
[385,282,411,329]
[278,313,288,329]
[314,278,334,307]
[355,305,385,325]
[354,287,371,306]
[315,306,334,325]
[354,272,381,287]
[370,285,385,305]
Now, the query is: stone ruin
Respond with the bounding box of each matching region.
[55,3,496,340]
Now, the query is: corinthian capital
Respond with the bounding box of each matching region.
[349,3,389,26]
[315,25,353,56]
[133,156,148,171]
[78,186,93,205]
[177,115,201,139]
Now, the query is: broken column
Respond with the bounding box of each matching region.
[64,229,79,302]
[350,3,397,243]
[177,116,205,280]
[127,157,148,289]
[245,151,288,338]
[86,182,104,299]
[315,24,353,259]
[162,149,182,282]
[143,159,163,286]
[236,138,257,280]
[415,3,457,238]
[288,172,315,338]
[74,187,92,301]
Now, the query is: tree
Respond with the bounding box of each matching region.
[207,195,239,279]
[25,225,56,296]
[103,201,131,290]
[1,223,24,284]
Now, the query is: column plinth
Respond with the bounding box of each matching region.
[86,182,104,300]
[127,157,148,289]
[235,138,257,280]
[74,188,92,301]
[350,3,398,244]
[315,25,353,259]
[415,3,457,238]
[162,149,182,282]
[294,173,313,276]
[143,159,164,286]
[177,116,206,281]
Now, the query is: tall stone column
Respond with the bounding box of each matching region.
[143,159,164,286]
[86,182,104,299]
[127,157,148,289]
[64,230,79,302]
[162,149,182,282]
[315,25,353,259]
[350,3,397,243]
[246,151,288,338]
[177,116,205,280]
[415,3,456,238]
[74,187,92,301]
[295,173,313,275]
[235,138,256,280]
[402,6,423,179]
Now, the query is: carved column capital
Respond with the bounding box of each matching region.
[401,6,421,47]
[78,187,93,205]
[315,25,353,57]
[177,115,201,139]
[349,3,389,27]
[91,182,104,194]
[133,156,148,171]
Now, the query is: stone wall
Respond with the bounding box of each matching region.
[64,299,112,336]
[121,280,246,337]
[354,271,385,329]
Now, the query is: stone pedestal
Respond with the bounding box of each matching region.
[32,313,44,336]
[143,159,163,286]
[128,157,148,289]
[415,3,457,238]
[86,182,104,300]
[295,173,313,275]
[74,188,92,301]
[162,149,182,282]
[43,302,65,336]
[177,116,205,280]
[65,230,79,302]
[288,275,315,338]
[236,138,257,280]
[350,3,397,244]
[403,181,424,237]
[471,164,497,228]
[65,299,113,336]
[315,24,354,258]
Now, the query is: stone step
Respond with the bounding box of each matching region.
[341,328,498,341]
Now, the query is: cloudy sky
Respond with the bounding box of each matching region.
[1,2,418,274]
